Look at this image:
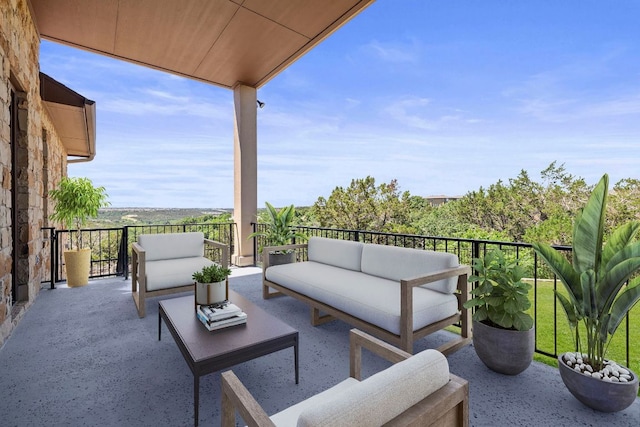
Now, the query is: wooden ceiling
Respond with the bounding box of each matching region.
[29,0,375,89]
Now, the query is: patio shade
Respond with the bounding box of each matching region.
[29,0,375,89]
[39,72,96,162]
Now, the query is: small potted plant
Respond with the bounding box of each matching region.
[49,177,109,287]
[463,248,535,375]
[533,174,640,412]
[248,202,307,265]
[193,264,232,305]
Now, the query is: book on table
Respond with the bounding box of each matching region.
[196,301,247,331]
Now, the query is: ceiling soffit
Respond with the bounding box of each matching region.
[30,0,375,89]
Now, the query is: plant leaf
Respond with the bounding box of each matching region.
[572,174,607,274]
[607,277,640,337]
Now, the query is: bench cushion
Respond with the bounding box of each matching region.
[361,244,460,294]
[266,262,458,335]
[138,232,206,261]
[307,237,363,271]
[145,257,214,291]
[295,349,450,427]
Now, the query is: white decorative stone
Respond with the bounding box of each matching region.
[619,376,628,383]
[602,376,612,382]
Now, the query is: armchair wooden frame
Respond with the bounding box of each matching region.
[221,329,469,427]
[261,243,472,354]
[131,238,229,318]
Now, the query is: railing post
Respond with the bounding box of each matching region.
[119,226,129,279]
[229,222,235,265]
[251,222,257,266]
[49,227,56,289]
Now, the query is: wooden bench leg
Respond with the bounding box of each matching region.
[311,307,335,326]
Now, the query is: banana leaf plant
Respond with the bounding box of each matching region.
[248,202,307,251]
[532,174,640,371]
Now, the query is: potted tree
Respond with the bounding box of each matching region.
[248,202,307,266]
[532,173,640,412]
[193,264,232,305]
[49,177,109,287]
[463,248,535,375]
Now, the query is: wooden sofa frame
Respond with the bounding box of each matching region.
[131,238,229,318]
[261,243,472,354]
[221,329,469,427]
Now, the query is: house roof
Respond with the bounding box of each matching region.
[39,72,96,162]
[29,0,375,89]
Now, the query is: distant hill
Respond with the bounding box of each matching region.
[90,208,233,227]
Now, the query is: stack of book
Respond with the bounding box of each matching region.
[196,301,247,331]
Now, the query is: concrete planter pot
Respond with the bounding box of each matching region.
[472,320,535,375]
[64,248,91,287]
[269,251,295,266]
[558,354,639,412]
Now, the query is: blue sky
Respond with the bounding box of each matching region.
[39,0,640,208]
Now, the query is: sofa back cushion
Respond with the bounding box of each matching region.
[361,244,459,294]
[138,232,205,261]
[296,349,450,427]
[307,237,363,271]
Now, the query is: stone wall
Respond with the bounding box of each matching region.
[0,0,67,346]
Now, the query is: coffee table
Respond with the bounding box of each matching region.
[158,290,299,426]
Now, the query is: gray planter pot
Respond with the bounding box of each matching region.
[558,354,639,412]
[268,251,295,266]
[472,320,535,375]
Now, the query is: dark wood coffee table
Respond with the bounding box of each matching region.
[158,289,299,426]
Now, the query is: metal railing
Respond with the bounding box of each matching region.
[50,222,636,372]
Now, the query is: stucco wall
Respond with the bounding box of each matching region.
[0,0,67,346]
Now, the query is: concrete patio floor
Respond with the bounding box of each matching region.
[0,268,638,426]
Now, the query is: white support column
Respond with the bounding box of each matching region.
[232,84,258,266]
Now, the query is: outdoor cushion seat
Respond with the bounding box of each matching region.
[262,236,471,353]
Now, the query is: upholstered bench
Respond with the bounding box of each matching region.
[262,237,471,353]
[131,232,228,317]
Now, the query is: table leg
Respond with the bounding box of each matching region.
[294,336,299,384]
[194,375,199,426]
[158,310,162,341]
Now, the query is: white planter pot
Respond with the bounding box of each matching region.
[195,280,227,305]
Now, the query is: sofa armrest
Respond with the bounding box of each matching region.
[261,243,308,269]
[131,242,146,291]
[204,238,229,268]
[349,329,412,380]
[399,265,471,352]
[221,370,275,427]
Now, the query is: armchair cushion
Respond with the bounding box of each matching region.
[138,232,206,261]
[295,349,450,427]
[145,257,214,292]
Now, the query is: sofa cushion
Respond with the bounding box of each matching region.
[145,257,214,291]
[361,244,460,294]
[296,349,450,427]
[266,262,458,335]
[307,237,363,271]
[138,232,206,261]
[269,378,359,427]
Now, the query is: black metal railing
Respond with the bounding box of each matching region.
[52,223,234,283]
[49,222,636,373]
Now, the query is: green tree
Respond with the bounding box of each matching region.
[312,177,412,233]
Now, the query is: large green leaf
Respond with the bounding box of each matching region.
[580,270,597,320]
[555,291,579,328]
[602,222,640,268]
[512,312,534,331]
[599,256,640,312]
[572,174,607,274]
[532,242,581,302]
[607,278,640,337]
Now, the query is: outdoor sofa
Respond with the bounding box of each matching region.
[261,236,471,354]
[131,232,228,317]
[221,329,469,426]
